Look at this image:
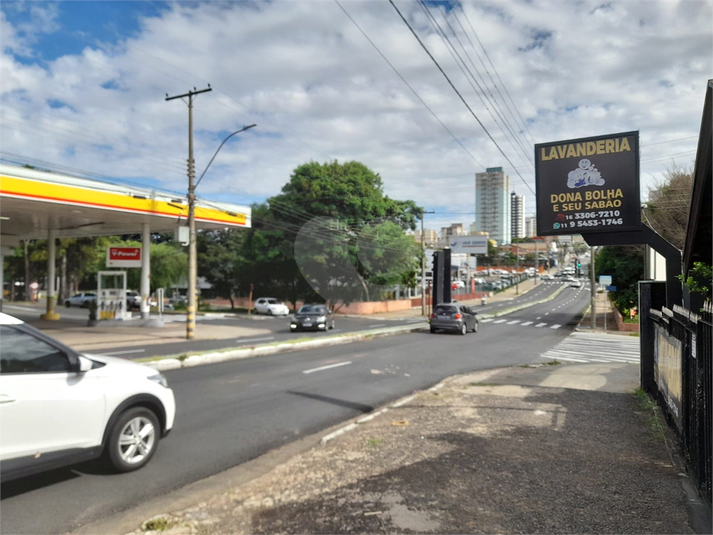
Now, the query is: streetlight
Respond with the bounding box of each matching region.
[186,124,256,340]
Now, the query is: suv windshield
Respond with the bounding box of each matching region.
[266,299,280,304]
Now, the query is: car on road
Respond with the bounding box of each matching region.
[126,291,158,310]
[254,297,290,316]
[64,292,96,308]
[0,312,175,482]
[290,304,335,332]
[570,280,582,288]
[429,303,478,335]
[450,280,465,290]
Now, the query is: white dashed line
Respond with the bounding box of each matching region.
[550,324,562,329]
[507,320,520,324]
[521,321,533,326]
[535,322,548,327]
[492,319,507,324]
[303,361,352,374]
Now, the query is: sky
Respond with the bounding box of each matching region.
[1,0,711,234]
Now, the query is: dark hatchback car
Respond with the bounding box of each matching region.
[429,303,478,335]
[290,304,336,332]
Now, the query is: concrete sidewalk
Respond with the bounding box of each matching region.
[99,353,699,535]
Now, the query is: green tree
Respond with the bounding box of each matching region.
[243,160,422,308]
[596,245,644,315]
[197,229,246,309]
[643,164,693,250]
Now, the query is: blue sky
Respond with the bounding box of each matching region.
[1,0,710,233]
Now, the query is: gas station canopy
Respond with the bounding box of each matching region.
[0,163,251,246]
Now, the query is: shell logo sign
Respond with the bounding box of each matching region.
[107,247,142,268]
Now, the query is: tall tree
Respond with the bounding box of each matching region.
[643,164,693,250]
[244,160,423,307]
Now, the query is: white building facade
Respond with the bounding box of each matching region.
[511,192,525,240]
[475,167,511,245]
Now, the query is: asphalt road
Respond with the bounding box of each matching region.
[0,282,589,535]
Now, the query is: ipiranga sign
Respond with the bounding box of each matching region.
[535,131,640,236]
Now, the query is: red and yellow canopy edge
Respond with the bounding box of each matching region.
[0,175,247,226]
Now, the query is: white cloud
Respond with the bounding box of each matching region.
[0,0,710,233]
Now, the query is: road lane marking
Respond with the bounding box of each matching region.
[303,361,352,374]
[492,319,507,324]
[237,336,275,344]
[535,322,547,327]
[479,318,494,323]
[102,349,146,356]
[391,395,415,408]
[507,320,520,324]
[369,323,386,328]
[550,324,561,329]
[521,321,533,326]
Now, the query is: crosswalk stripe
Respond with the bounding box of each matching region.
[535,322,547,327]
[492,319,507,324]
[539,331,640,364]
[550,324,561,329]
[507,320,520,325]
[479,318,494,323]
[521,321,533,326]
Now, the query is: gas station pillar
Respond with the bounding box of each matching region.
[40,228,60,320]
[141,223,151,319]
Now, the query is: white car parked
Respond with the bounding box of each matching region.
[254,297,290,316]
[64,292,96,308]
[0,312,175,482]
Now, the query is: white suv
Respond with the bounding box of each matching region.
[0,313,175,482]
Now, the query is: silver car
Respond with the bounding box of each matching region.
[429,303,478,335]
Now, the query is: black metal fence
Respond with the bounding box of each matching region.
[641,282,712,505]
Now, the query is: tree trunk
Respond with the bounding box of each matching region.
[357,272,370,302]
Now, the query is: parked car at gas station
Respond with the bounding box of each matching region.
[64,292,96,308]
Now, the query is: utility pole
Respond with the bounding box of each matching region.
[515,244,520,295]
[166,85,212,340]
[420,210,435,316]
[591,245,596,329]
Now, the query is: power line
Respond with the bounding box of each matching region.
[388,0,535,197]
[333,0,484,169]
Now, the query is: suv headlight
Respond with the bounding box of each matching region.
[148,373,169,388]
[317,315,327,322]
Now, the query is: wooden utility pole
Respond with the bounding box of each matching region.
[166,85,212,340]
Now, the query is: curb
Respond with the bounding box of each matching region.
[144,322,429,371]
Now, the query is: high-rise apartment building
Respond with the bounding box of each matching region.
[511,192,525,240]
[525,216,537,238]
[414,229,438,247]
[475,167,511,245]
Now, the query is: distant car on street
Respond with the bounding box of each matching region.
[0,312,175,482]
[64,292,96,308]
[290,304,335,332]
[429,303,478,335]
[254,297,290,316]
[570,280,582,288]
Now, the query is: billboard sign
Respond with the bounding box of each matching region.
[535,131,640,236]
[107,247,142,268]
[448,235,488,255]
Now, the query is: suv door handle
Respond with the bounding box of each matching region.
[0,394,17,404]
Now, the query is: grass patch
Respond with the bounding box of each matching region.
[142,517,171,531]
[544,359,561,365]
[629,332,640,337]
[366,438,383,447]
[632,388,666,442]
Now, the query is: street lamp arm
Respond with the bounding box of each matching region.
[195,124,256,188]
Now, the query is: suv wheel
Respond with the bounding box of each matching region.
[106,407,160,473]
[460,323,467,335]
[65,301,71,308]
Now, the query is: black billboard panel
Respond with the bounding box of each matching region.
[535,131,640,236]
